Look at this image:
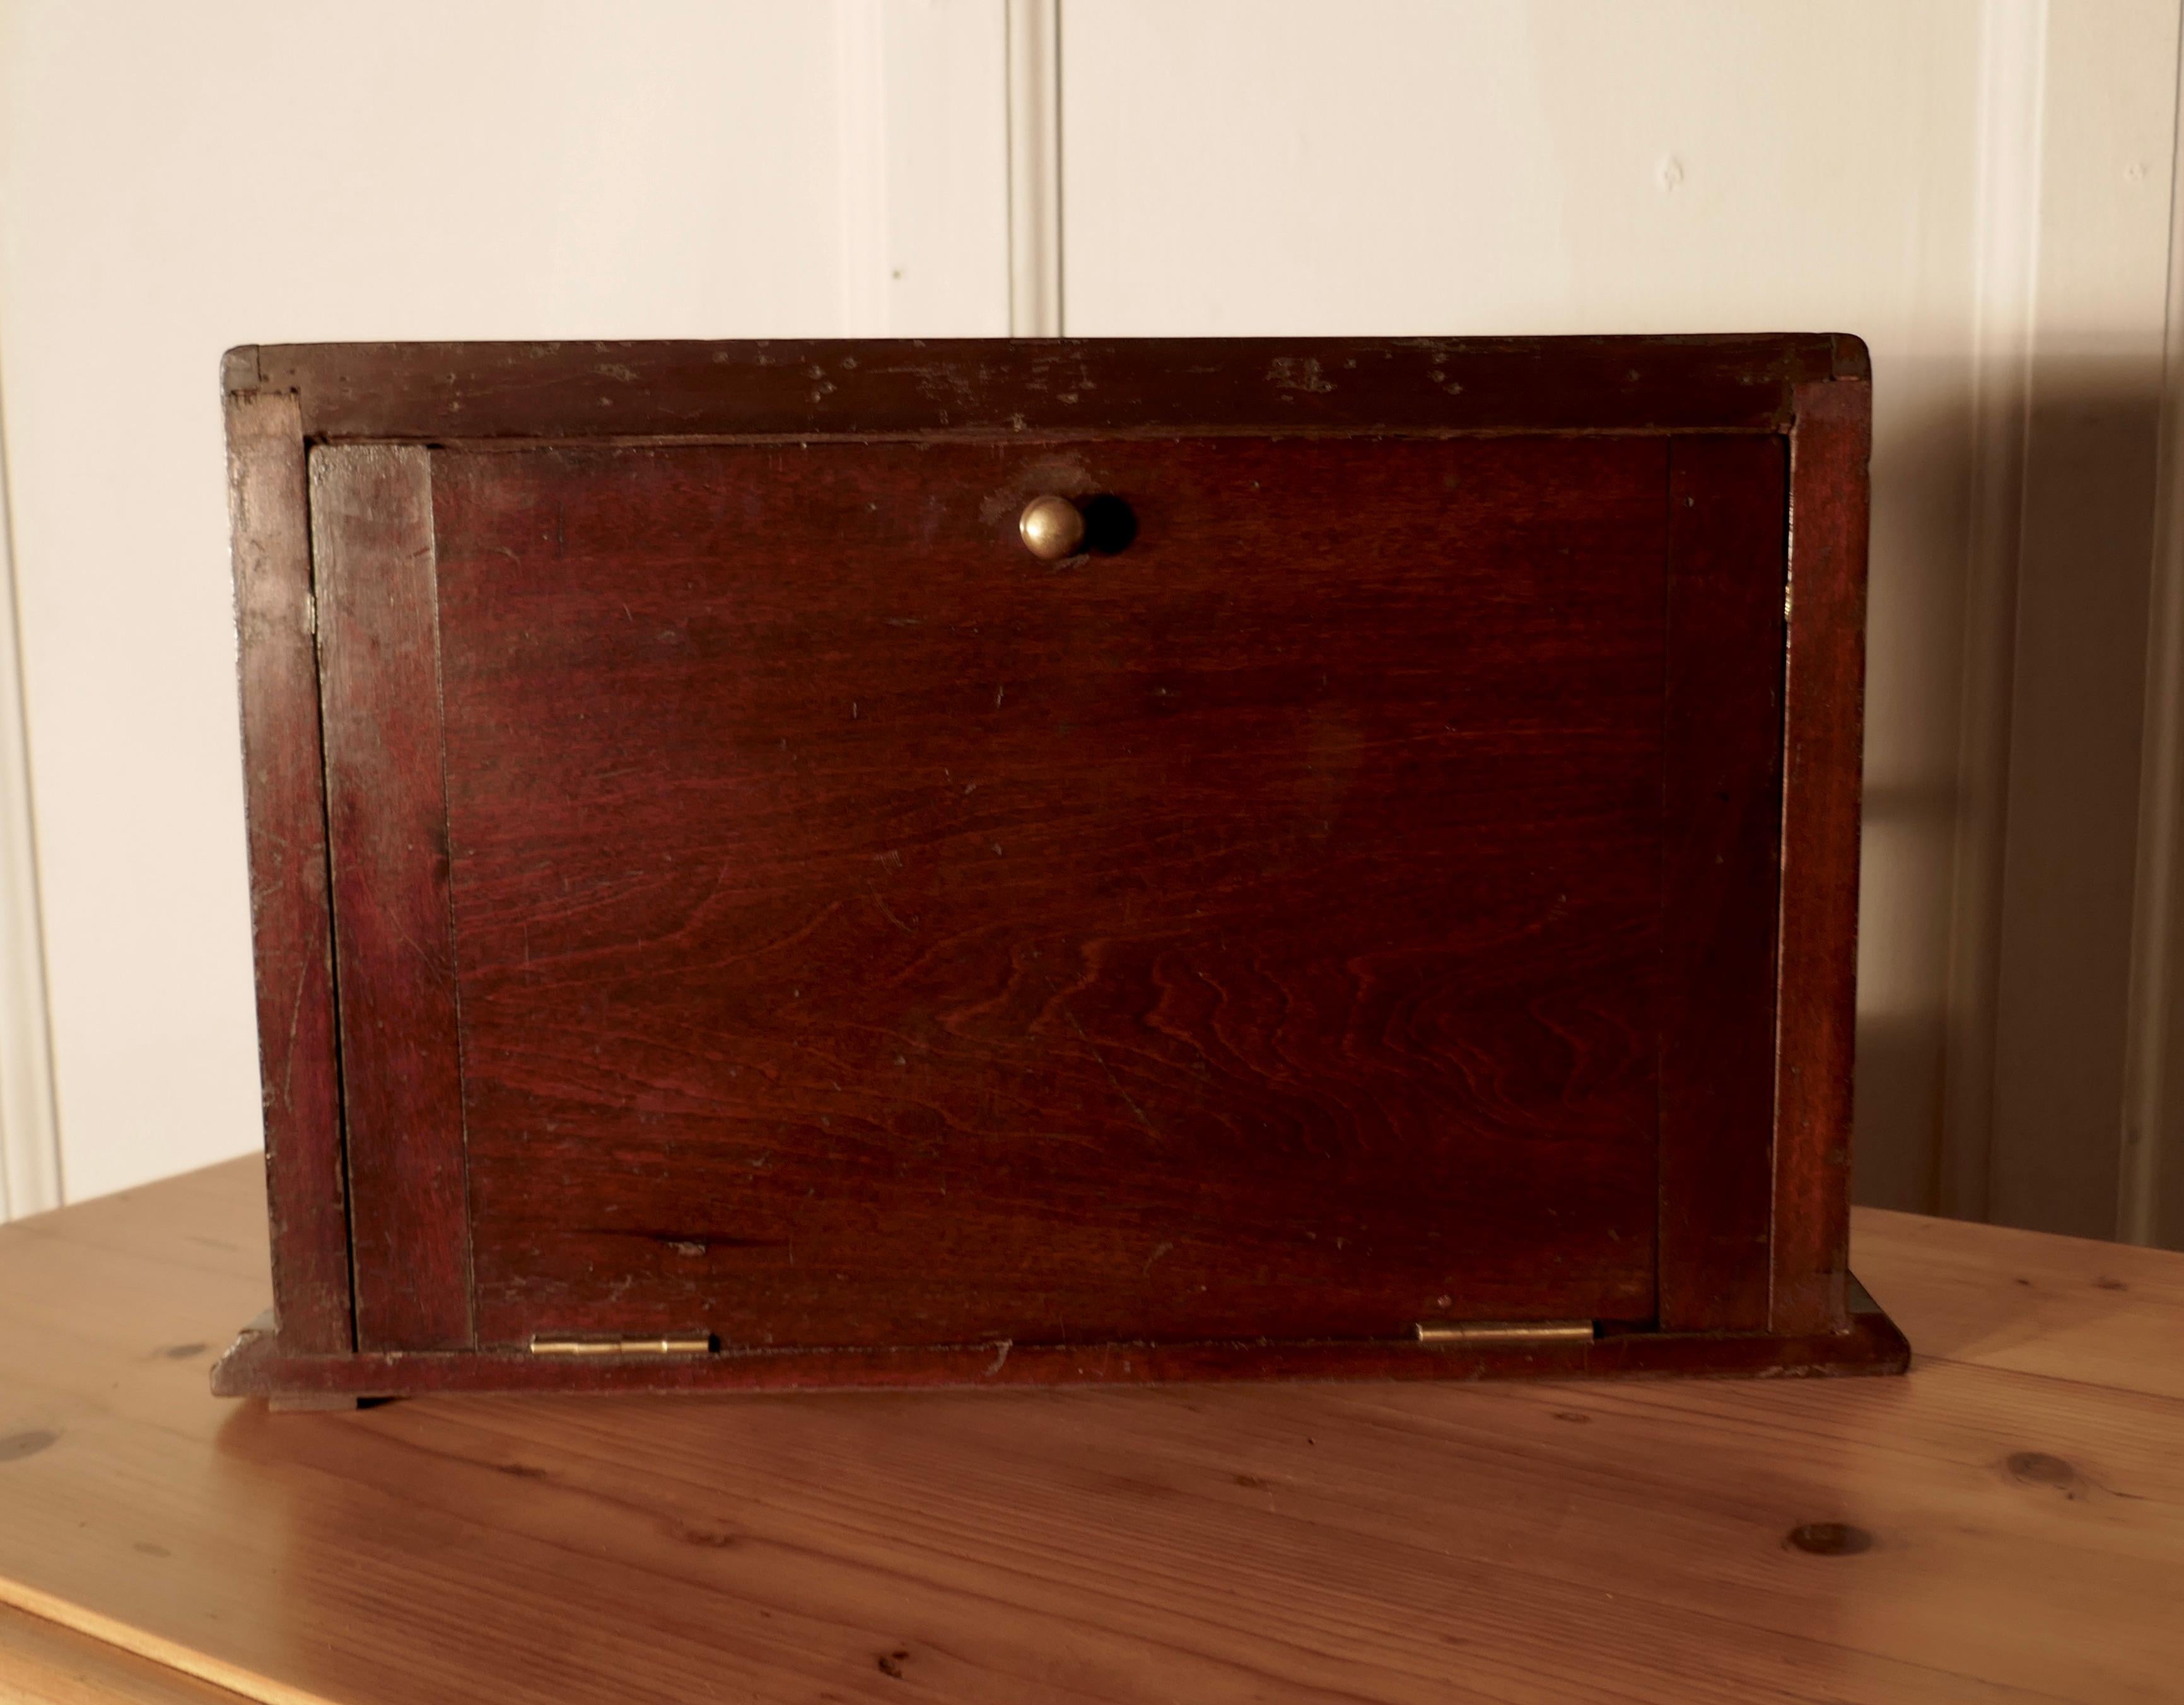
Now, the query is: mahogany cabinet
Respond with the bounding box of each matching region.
[211,335,1905,1401]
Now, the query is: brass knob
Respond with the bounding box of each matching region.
[1018,494,1085,561]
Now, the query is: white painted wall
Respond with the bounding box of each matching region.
[2,0,2180,1241]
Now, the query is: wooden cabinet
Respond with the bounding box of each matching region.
[211,335,1904,1400]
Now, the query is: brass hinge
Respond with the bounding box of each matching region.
[528,1334,715,1358]
[1413,1320,1595,1347]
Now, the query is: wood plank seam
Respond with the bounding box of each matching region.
[1771,376,1871,1335]
[311,446,474,1352]
[297,416,361,1364]
[426,462,481,1352]
[225,388,353,1353]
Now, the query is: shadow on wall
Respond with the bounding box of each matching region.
[1852,359,2171,1247]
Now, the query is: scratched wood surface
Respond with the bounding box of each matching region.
[311,446,474,1352]
[228,332,1865,443]
[2,1160,2178,1705]
[225,390,350,1356]
[426,434,1676,1347]
[1771,380,1872,1335]
[225,335,1872,1390]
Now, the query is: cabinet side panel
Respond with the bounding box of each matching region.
[1774,381,1871,1333]
[226,389,350,1353]
[1658,436,1788,1330]
[312,446,473,1351]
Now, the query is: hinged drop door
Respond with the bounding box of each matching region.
[312,430,1784,1354]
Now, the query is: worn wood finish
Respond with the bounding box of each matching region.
[1773,380,1872,1334]
[220,336,1883,1390]
[225,391,350,1354]
[212,1303,1906,1397]
[1657,436,1788,1330]
[4,1163,2176,1705]
[429,434,1671,1349]
[310,447,472,1351]
[223,332,1867,444]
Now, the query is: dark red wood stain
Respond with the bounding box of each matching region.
[312,446,474,1351]
[211,1295,1909,1398]
[430,435,1669,1347]
[1657,436,1788,1331]
[226,390,351,1354]
[214,336,1897,1395]
[1773,380,1872,1335]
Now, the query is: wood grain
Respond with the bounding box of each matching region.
[311,447,472,1351]
[225,390,350,1354]
[0,1602,252,1705]
[1657,435,1788,1330]
[224,335,1877,1390]
[1,1161,2176,1705]
[1773,380,1872,1333]
[428,434,1672,1347]
[225,333,1867,443]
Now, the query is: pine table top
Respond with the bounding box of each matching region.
[1,1157,2179,1704]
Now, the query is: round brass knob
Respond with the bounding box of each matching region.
[1018,494,1085,561]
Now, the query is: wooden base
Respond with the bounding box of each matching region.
[213,1277,1908,1402]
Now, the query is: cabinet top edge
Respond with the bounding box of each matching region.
[222,333,1869,441]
